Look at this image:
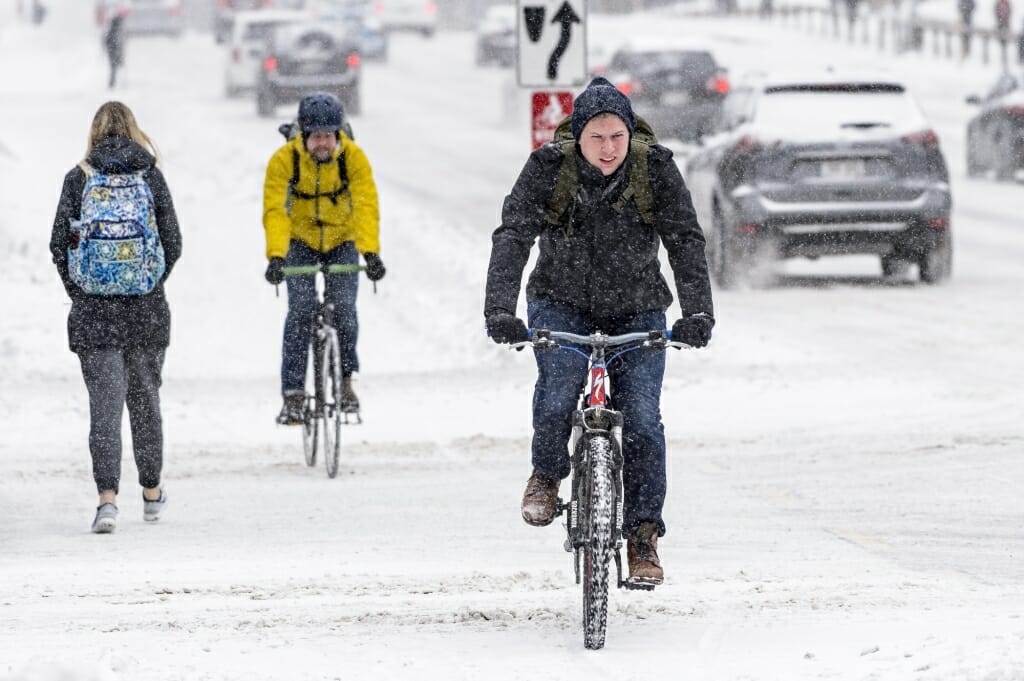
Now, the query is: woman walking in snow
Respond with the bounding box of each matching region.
[49,101,182,533]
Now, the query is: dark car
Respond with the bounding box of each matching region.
[965,71,1024,181]
[474,4,515,67]
[603,41,729,142]
[256,22,362,117]
[686,74,952,287]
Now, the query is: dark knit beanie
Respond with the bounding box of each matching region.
[571,76,636,140]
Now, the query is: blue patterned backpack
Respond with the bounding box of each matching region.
[67,162,165,296]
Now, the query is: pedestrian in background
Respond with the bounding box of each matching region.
[49,101,182,534]
[104,12,125,89]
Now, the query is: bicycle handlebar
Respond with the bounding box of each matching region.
[282,264,366,276]
[511,328,692,351]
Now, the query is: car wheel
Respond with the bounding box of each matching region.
[709,209,740,290]
[918,238,952,284]
[340,86,360,117]
[880,254,910,278]
[257,89,276,117]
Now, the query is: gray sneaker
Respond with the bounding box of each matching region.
[143,489,167,522]
[91,503,118,534]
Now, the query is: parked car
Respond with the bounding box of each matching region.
[474,3,515,67]
[685,73,952,287]
[96,0,185,36]
[214,0,303,43]
[372,0,437,37]
[256,22,362,117]
[224,8,306,97]
[603,40,729,142]
[965,71,1024,181]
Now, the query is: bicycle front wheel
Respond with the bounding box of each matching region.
[320,329,343,478]
[582,435,614,650]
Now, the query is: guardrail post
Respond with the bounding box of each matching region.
[982,33,990,64]
[878,17,886,50]
[944,28,953,58]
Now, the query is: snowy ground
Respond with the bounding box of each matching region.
[1,1,1023,679]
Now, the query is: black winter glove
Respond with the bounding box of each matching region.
[486,313,529,345]
[265,257,285,285]
[364,252,386,282]
[671,314,715,348]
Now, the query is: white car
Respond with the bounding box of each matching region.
[96,0,185,36]
[224,9,307,97]
[372,0,437,37]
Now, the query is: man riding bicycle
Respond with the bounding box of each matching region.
[263,92,385,425]
[484,77,715,585]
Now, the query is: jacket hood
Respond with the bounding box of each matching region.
[85,136,155,174]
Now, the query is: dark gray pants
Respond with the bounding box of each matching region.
[78,347,165,494]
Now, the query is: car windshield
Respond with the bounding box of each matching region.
[244,22,288,41]
[612,51,716,76]
[756,86,924,133]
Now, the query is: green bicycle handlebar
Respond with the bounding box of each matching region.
[281,264,366,276]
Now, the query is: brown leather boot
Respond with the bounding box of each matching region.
[627,522,664,585]
[521,471,560,526]
[341,375,359,411]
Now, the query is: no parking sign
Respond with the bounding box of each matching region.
[531,91,573,150]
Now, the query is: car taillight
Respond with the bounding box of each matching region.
[1007,105,1024,118]
[231,47,240,62]
[737,223,761,234]
[374,2,384,13]
[347,53,361,68]
[736,135,761,151]
[263,56,278,71]
[901,129,939,148]
[705,75,730,94]
[169,4,183,15]
[927,218,948,230]
[426,1,437,13]
[615,81,638,96]
[218,0,228,8]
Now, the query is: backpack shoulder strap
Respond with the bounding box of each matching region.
[77,161,95,178]
[544,140,577,226]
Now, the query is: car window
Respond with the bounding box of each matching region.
[610,50,716,76]
[754,88,925,132]
[243,22,285,42]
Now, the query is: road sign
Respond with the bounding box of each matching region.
[517,0,587,88]
[531,91,573,149]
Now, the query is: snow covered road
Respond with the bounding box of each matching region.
[1,1,1023,679]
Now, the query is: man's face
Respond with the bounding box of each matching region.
[305,130,338,162]
[578,114,629,176]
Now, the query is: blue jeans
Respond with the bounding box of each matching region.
[281,240,359,394]
[527,300,668,537]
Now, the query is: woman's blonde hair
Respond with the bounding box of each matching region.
[85,101,160,165]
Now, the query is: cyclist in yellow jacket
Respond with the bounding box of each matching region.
[263,92,385,425]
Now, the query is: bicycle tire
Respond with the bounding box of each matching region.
[303,339,321,467]
[582,435,614,650]
[321,330,343,479]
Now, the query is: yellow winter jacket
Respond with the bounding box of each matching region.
[263,134,380,259]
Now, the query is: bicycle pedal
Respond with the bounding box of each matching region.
[621,577,658,591]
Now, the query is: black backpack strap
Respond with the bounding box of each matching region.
[288,147,351,207]
[544,140,577,227]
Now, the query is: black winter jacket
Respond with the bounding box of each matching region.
[485,142,714,323]
[49,137,182,352]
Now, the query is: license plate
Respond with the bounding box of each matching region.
[820,159,866,179]
[661,91,690,106]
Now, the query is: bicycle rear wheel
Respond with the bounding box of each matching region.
[582,435,614,650]
[302,398,318,467]
[303,341,319,467]
[320,329,343,478]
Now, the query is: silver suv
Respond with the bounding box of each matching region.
[686,74,952,286]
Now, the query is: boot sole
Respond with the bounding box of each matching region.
[521,510,556,527]
[92,518,116,534]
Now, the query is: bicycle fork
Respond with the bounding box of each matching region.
[561,408,636,587]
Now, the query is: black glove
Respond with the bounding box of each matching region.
[671,314,714,348]
[486,313,529,345]
[364,252,386,282]
[265,257,285,285]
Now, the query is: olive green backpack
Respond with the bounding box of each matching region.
[544,114,658,228]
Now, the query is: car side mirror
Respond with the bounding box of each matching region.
[965,95,981,105]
